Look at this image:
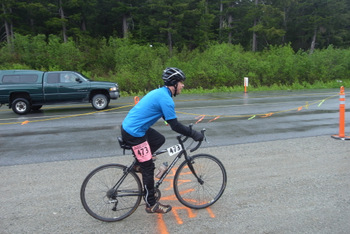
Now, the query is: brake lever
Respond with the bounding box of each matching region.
[202,128,209,143]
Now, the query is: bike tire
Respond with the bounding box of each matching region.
[173,154,227,209]
[80,164,142,222]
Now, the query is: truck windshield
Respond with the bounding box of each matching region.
[74,72,91,81]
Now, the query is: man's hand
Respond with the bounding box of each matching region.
[191,129,204,141]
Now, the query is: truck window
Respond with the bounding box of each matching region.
[47,73,60,83]
[60,73,78,83]
[2,74,38,83]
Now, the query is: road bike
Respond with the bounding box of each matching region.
[80,128,227,222]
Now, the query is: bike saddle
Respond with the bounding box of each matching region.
[118,137,132,154]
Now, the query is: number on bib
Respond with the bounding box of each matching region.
[132,141,152,162]
[167,144,182,156]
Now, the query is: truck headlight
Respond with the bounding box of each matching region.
[109,86,117,92]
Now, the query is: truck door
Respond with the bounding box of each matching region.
[58,72,89,101]
[44,73,60,102]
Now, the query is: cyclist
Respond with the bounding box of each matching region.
[121,67,204,214]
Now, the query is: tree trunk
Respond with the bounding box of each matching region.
[219,1,223,29]
[2,3,12,44]
[228,14,232,44]
[122,14,128,38]
[219,1,224,42]
[282,7,287,44]
[59,0,68,43]
[227,3,234,44]
[252,0,259,52]
[309,27,317,54]
[81,18,87,31]
[168,30,173,56]
[9,6,14,41]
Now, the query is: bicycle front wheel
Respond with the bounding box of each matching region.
[80,164,142,222]
[173,154,227,209]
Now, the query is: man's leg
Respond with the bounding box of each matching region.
[121,127,159,206]
[142,157,171,213]
[145,128,165,154]
[121,127,171,213]
[141,128,165,206]
[140,158,156,207]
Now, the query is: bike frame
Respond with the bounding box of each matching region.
[112,132,204,197]
[155,135,203,188]
[111,160,142,197]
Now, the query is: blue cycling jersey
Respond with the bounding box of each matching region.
[122,86,177,137]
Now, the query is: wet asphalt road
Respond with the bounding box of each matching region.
[1,136,349,234]
[0,89,346,166]
[1,89,350,234]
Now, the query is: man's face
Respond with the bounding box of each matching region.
[176,81,185,94]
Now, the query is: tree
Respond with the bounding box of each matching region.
[145,0,189,55]
[1,0,14,44]
[218,1,239,44]
[251,2,285,49]
[58,0,67,42]
[0,0,349,53]
[114,1,138,38]
[284,0,350,52]
[252,0,258,52]
[180,0,215,50]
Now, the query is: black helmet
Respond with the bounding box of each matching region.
[162,67,186,86]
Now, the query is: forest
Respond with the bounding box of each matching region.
[1,0,350,93]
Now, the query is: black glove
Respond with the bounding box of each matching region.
[191,129,204,142]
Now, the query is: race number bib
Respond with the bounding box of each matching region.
[132,141,152,162]
[167,144,182,156]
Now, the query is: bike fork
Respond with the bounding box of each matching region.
[186,157,204,185]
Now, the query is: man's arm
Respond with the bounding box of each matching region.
[166,118,204,141]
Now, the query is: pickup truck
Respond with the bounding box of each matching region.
[0,70,120,115]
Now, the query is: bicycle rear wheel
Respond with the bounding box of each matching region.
[80,164,142,222]
[173,154,227,209]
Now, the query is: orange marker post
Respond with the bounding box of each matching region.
[134,96,140,105]
[331,86,350,140]
[244,77,249,93]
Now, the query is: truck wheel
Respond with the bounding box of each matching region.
[92,94,109,110]
[12,98,31,115]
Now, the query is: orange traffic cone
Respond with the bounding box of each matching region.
[331,86,350,140]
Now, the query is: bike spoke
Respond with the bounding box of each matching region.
[173,154,227,209]
[80,164,142,222]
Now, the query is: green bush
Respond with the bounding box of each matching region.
[1,34,349,93]
[111,39,169,92]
